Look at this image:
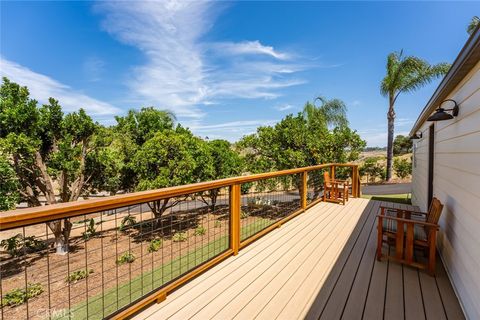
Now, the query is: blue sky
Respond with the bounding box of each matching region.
[0,1,477,146]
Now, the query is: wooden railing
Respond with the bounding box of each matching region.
[0,163,360,320]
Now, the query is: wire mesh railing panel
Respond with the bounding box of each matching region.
[306,168,327,205]
[0,187,230,320]
[239,174,301,242]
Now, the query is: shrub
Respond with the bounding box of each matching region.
[147,239,162,253]
[214,220,221,228]
[394,158,412,179]
[82,218,97,240]
[172,232,188,242]
[66,269,94,283]
[1,283,43,307]
[116,252,135,265]
[194,226,206,236]
[119,215,136,232]
[360,157,385,183]
[0,234,47,257]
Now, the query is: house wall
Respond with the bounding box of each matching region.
[411,60,480,319]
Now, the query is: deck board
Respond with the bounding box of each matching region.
[133,198,465,320]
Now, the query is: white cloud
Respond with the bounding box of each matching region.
[212,40,290,60]
[83,56,105,82]
[274,104,294,111]
[350,100,361,107]
[0,57,120,116]
[95,1,305,119]
[186,119,279,141]
[358,127,410,147]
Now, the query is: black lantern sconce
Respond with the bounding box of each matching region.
[427,99,459,121]
[410,131,422,140]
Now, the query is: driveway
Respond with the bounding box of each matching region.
[361,183,411,195]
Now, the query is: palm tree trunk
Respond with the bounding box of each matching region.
[386,98,395,181]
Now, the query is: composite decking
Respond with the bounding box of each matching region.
[133,198,464,320]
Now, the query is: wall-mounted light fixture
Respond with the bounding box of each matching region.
[410,131,423,140]
[427,99,459,121]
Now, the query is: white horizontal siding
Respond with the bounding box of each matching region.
[411,60,480,319]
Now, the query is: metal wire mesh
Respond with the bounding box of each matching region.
[239,174,301,242]
[306,168,327,205]
[0,187,230,320]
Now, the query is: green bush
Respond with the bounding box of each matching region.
[119,215,136,232]
[0,234,47,257]
[147,239,162,253]
[82,218,97,240]
[194,226,206,236]
[116,252,135,265]
[1,283,43,307]
[66,269,94,283]
[394,158,412,179]
[360,157,385,183]
[172,232,188,242]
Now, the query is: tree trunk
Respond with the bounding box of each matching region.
[386,98,395,182]
[48,219,72,255]
[210,189,219,212]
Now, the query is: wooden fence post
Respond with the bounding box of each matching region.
[230,184,241,255]
[301,171,308,209]
[331,165,335,180]
[352,165,357,197]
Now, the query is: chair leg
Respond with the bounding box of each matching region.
[428,230,437,276]
[377,221,383,261]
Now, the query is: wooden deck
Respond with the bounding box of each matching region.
[133,198,464,320]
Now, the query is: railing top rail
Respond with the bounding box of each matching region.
[0,163,358,230]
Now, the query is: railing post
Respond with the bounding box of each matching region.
[301,171,308,209]
[351,165,357,197]
[230,184,241,255]
[331,165,335,180]
[357,166,362,197]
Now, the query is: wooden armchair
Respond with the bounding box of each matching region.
[376,198,444,275]
[323,171,349,205]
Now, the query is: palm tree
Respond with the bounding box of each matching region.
[381,51,450,181]
[303,96,348,128]
[467,16,479,35]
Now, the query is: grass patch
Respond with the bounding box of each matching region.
[60,218,274,319]
[362,193,412,205]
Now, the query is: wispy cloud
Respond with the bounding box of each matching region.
[212,41,290,60]
[274,104,294,111]
[186,119,278,141]
[350,100,361,107]
[83,56,105,82]
[0,57,120,116]
[95,1,306,119]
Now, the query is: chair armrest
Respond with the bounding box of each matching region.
[379,206,427,216]
[332,179,349,184]
[376,214,439,229]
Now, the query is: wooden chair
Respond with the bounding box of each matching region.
[376,198,444,275]
[323,171,349,205]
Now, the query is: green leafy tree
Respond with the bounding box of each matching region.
[239,98,365,196]
[393,135,412,156]
[467,16,479,35]
[113,107,176,192]
[0,78,114,254]
[115,107,175,145]
[0,156,19,211]
[381,51,449,181]
[393,158,412,179]
[360,157,385,183]
[132,127,213,218]
[199,139,243,211]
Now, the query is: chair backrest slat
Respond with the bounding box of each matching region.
[323,171,331,186]
[427,197,443,224]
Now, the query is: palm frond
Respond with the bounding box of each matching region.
[467,16,480,35]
